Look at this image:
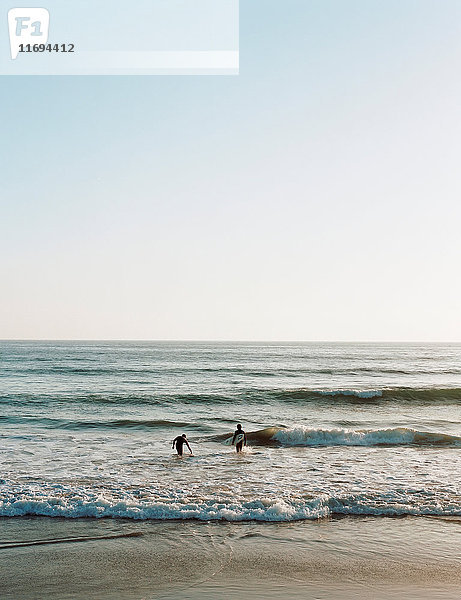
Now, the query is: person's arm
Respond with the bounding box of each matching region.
[186,441,192,454]
[244,432,247,446]
[172,438,176,449]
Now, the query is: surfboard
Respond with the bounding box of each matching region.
[224,433,245,446]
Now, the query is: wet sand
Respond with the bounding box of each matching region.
[1,516,461,599]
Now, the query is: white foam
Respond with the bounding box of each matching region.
[317,389,383,398]
[272,426,461,447]
[1,486,460,521]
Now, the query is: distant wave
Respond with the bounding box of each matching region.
[3,387,461,409]
[1,485,460,521]
[271,387,461,404]
[5,364,461,377]
[214,426,461,448]
[0,393,231,407]
[0,415,213,432]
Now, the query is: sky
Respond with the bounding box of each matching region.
[1,0,461,341]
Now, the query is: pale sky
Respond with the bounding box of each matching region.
[1,0,461,341]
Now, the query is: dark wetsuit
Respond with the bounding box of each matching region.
[173,436,188,456]
[232,429,246,452]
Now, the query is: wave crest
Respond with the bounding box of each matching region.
[273,387,461,403]
[1,486,460,521]
[243,426,461,448]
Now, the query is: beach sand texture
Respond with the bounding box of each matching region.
[1,516,461,599]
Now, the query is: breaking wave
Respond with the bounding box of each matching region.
[1,483,460,521]
[238,426,461,448]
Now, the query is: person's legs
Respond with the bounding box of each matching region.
[236,441,243,453]
[177,445,183,456]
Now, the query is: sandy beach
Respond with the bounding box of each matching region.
[1,516,460,599]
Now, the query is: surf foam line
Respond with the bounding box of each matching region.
[273,426,461,447]
[226,426,461,447]
[1,489,461,521]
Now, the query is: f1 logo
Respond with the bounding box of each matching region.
[8,8,50,59]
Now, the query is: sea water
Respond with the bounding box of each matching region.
[1,341,461,521]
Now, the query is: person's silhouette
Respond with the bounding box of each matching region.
[172,433,192,456]
[231,423,247,453]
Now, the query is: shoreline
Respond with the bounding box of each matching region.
[1,515,461,599]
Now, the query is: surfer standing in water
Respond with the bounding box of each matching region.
[231,424,247,453]
[172,433,193,457]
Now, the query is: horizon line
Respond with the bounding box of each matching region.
[1,339,461,344]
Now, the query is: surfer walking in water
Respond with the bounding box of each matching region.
[231,423,247,453]
[172,433,193,457]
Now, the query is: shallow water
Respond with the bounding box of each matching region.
[1,341,461,521]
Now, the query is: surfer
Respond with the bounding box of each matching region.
[231,424,247,453]
[172,433,193,457]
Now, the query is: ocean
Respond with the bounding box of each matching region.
[1,341,461,522]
